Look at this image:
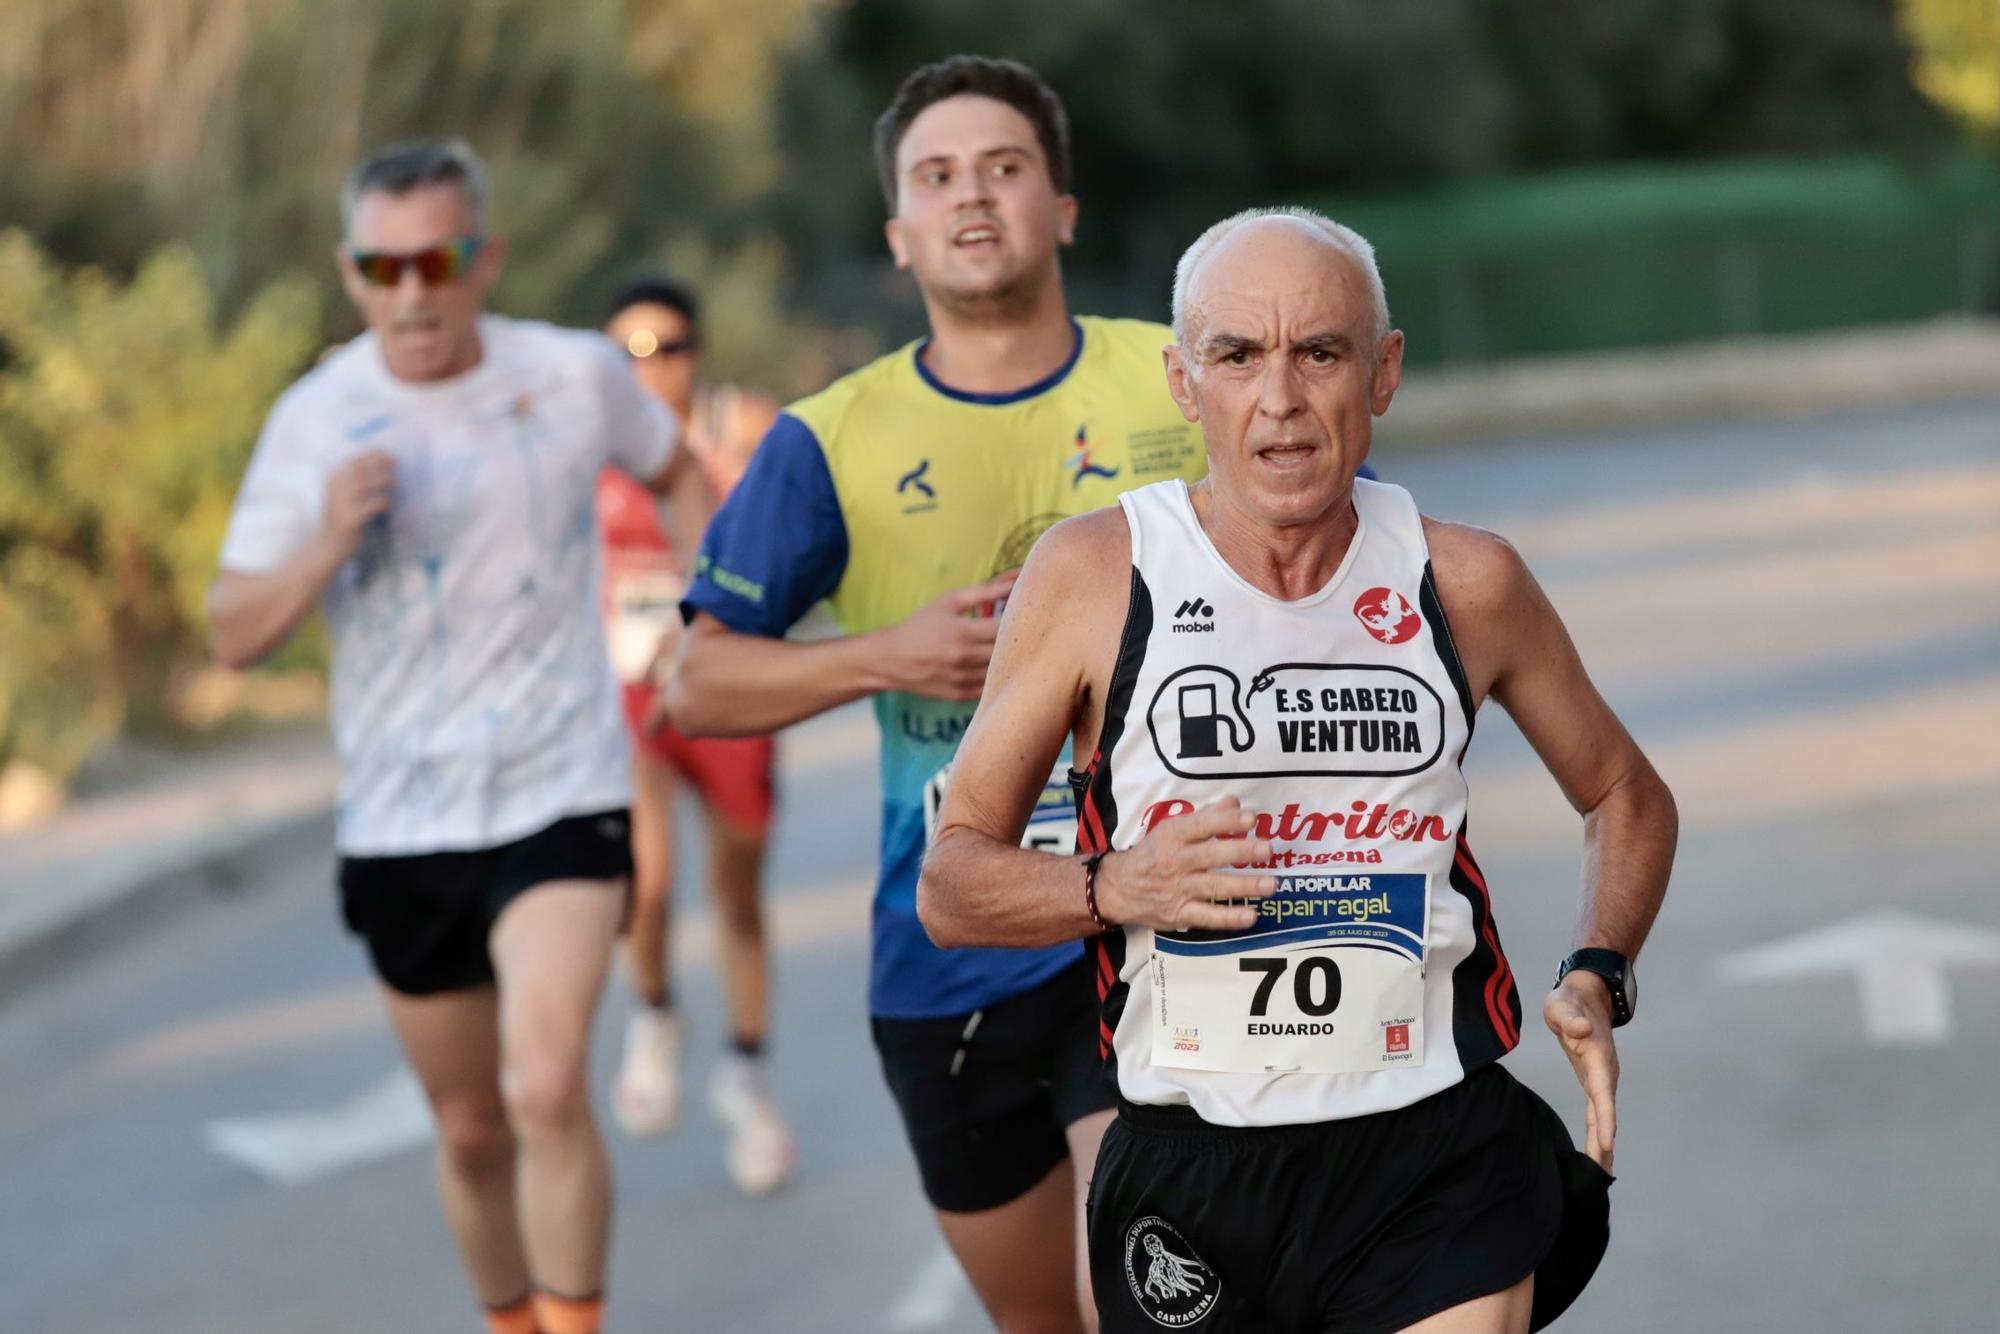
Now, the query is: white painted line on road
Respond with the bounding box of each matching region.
[100,877,876,1086]
[887,1244,970,1330]
[97,985,385,1083]
[179,879,879,1188]
[1717,911,2000,1046]
[203,1066,433,1185]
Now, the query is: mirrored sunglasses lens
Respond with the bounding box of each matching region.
[356,254,404,286]
[414,243,470,286]
[410,248,446,285]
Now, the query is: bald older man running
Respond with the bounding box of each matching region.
[917,209,1677,1334]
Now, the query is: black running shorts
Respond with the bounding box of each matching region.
[872,954,1116,1213]
[337,808,634,995]
[1088,1063,1613,1333]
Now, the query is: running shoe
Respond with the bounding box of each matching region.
[709,1053,797,1195]
[612,1006,682,1137]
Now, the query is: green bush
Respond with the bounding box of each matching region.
[0,230,319,778]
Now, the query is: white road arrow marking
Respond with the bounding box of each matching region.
[204,1067,434,1186]
[887,1245,970,1330]
[1717,911,2000,1045]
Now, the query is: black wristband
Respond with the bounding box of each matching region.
[1083,852,1111,932]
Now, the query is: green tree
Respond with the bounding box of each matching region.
[0,230,318,778]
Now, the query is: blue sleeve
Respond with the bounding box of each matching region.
[682,413,849,636]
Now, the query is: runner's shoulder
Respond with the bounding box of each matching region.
[485,314,626,375]
[1421,515,1535,634]
[257,335,375,446]
[1076,315,1175,375]
[1078,314,1175,354]
[1013,508,1132,613]
[779,340,920,463]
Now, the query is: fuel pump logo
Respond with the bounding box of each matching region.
[1147,663,1447,779]
[1174,681,1235,757]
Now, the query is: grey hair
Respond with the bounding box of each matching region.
[1170,206,1389,348]
[339,139,490,234]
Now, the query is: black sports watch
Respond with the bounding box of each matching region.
[1555,948,1636,1027]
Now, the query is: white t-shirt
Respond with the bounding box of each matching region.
[220,314,677,855]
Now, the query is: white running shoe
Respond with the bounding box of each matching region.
[612,1006,682,1137]
[708,1053,797,1195]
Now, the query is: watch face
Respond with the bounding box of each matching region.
[1624,962,1637,1013]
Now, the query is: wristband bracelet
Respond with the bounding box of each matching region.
[1083,852,1111,932]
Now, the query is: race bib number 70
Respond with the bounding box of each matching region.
[1152,871,1429,1074]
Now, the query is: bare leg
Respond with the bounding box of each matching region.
[490,880,623,1297]
[934,1159,1087,1334]
[380,985,530,1306]
[625,754,679,1007]
[701,804,770,1045]
[1064,1109,1114,1334]
[1393,1275,1535,1334]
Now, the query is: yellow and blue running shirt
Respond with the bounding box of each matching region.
[684,316,1208,1019]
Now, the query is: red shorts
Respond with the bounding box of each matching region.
[620,683,777,834]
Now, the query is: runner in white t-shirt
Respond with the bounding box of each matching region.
[209,140,709,1334]
[918,211,1677,1334]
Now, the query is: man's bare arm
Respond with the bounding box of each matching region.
[1432,522,1678,960]
[665,613,911,736]
[209,450,392,670]
[209,539,350,670]
[666,572,1018,737]
[1431,519,1676,1170]
[919,512,1276,948]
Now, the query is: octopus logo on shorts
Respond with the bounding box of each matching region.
[1123,1216,1220,1327]
[1353,586,1421,644]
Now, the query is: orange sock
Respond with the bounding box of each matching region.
[483,1294,539,1334]
[534,1290,604,1334]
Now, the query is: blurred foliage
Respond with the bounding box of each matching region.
[0,229,319,776]
[1898,0,1999,130]
[0,0,1981,782]
[0,0,849,394]
[771,0,1960,337]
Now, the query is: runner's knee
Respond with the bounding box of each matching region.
[502,1052,592,1139]
[435,1101,514,1177]
[712,878,764,937]
[629,861,672,912]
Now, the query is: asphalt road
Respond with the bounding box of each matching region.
[3,395,1997,1334]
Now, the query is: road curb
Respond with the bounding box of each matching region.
[0,806,335,1006]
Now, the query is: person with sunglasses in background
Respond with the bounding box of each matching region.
[591,276,797,1194]
[209,140,711,1334]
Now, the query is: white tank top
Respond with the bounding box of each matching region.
[1079,477,1522,1127]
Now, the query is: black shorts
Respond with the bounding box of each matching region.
[871,954,1116,1213]
[337,808,634,996]
[1088,1064,1613,1334]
